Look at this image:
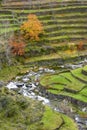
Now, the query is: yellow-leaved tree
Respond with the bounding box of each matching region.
[20,14,44,41]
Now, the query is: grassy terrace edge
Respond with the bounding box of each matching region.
[40,65,87,103]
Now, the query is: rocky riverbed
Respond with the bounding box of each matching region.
[6,62,87,130]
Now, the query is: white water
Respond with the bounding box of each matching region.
[6,81,50,105]
[6,82,18,89]
[6,66,87,130]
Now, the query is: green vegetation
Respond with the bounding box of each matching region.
[0,0,87,45]
[0,65,30,82]
[0,1,87,130]
[71,68,87,82]
[0,87,78,130]
[79,87,87,96]
[40,65,87,103]
[60,114,78,130]
[0,0,87,65]
[60,72,85,89]
[41,107,63,130]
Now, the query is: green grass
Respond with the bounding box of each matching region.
[46,35,87,42]
[7,6,87,14]
[0,1,87,42]
[0,15,13,17]
[82,65,87,72]
[40,66,87,102]
[45,29,87,36]
[0,65,30,82]
[40,74,70,87]
[60,72,85,90]
[38,12,87,19]
[60,114,78,130]
[48,89,61,94]
[50,84,65,90]
[48,89,87,102]
[49,86,87,102]
[41,107,63,130]
[55,12,87,18]
[41,73,84,91]
[0,24,18,27]
[0,27,19,35]
[0,18,16,21]
[0,87,78,130]
[59,91,87,103]
[25,48,87,64]
[44,24,87,30]
[79,87,87,96]
[71,68,87,82]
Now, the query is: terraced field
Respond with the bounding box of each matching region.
[0,1,87,129]
[40,65,87,103]
[0,0,87,43]
[0,0,87,63]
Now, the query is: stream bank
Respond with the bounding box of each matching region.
[6,63,87,130]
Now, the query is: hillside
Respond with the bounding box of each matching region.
[0,1,87,130]
[40,65,87,103]
[0,0,86,66]
[0,87,78,130]
[1,0,87,43]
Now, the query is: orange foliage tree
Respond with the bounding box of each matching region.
[20,14,44,41]
[9,35,25,56]
[77,41,84,51]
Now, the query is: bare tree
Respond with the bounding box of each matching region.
[0,19,15,66]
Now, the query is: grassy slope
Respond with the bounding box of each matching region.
[0,87,78,130]
[0,0,87,43]
[0,0,87,65]
[0,65,30,82]
[71,68,87,82]
[40,65,87,103]
[0,1,86,130]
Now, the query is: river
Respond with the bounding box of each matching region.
[6,61,87,130]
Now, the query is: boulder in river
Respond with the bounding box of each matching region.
[22,76,30,82]
[15,82,24,87]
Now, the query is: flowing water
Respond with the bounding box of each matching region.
[6,60,87,130]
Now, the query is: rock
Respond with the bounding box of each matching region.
[64,63,83,69]
[39,67,44,71]
[26,83,32,88]
[61,65,65,68]
[75,115,87,125]
[82,107,87,112]
[35,82,39,86]
[31,92,35,96]
[15,82,24,87]
[38,67,44,73]
[22,85,27,89]
[27,70,36,77]
[32,83,36,88]
[44,68,55,73]
[37,96,49,104]
[15,76,22,80]
[22,76,30,82]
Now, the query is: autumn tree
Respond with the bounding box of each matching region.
[9,34,25,56]
[20,14,44,41]
[77,41,84,51]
